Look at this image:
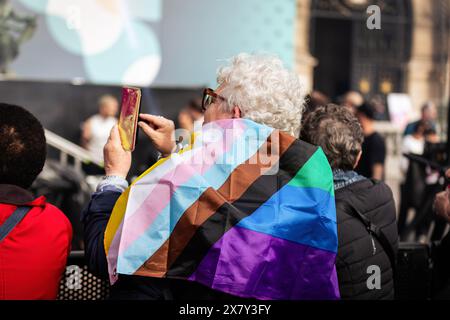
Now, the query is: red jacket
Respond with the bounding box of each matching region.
[0,184,72,300]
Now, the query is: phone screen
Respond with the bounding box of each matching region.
[118,87,141,151]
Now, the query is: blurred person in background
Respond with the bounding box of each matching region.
[341,91,364,115]
[404,101,438,136]
[355,102,386,180]
[81,95,119,162]
[177,98,204,133]
[369,95,389,121]
[176,98,204,148]
[301,90,330,123]
[398,121,429,238]
[398,121,442,241]
[0,103,72,300]
[301,104,398,300]
[400,121,430,174]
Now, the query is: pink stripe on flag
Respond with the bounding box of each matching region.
[107,220,123,284]
[117,123,244,254]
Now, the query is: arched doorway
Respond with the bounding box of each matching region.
[309,0,412,102]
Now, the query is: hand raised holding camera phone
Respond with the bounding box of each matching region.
[118,87,141,152]
[138,114,176,157]
[103,125,132,179]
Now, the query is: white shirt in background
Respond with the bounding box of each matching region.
[400,134,424,180]
[86,115,117,161]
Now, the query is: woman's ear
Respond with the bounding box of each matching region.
[232,106,242,119]
[353,151,362,169]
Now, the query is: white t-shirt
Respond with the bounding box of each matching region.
[86,115,117,160]
[400,134,424,179]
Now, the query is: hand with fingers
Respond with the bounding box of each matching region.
[138,114,176,158]
[103,125,132,178]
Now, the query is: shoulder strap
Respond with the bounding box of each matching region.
[336,199,397,275]
[0,206,32,243]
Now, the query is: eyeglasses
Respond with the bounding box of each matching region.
[201,88,226,112]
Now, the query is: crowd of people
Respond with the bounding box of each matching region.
[1,53,449,300]
[307,88,445,244]
[398,102,443,242]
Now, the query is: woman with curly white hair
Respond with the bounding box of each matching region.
[204,53,305,136]
[82,53,339,300]
[138,53,307,156]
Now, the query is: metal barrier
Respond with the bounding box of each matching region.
[43,130,106,299]
[45,129,103,172]
[58,251,110,300]
[60,245,450,300]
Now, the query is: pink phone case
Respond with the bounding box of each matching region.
[118,87,141,151]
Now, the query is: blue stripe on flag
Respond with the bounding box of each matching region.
[237,185,338,253]
[117,123,274,274]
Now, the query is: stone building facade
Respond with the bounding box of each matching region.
[295,0,450,115]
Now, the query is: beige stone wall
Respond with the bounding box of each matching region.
[294,0,316,93]
[295,0,450,115]
[407,0,448,115]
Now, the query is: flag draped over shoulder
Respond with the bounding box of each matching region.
[104,119,340,300]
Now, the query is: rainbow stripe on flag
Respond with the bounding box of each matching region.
[104,119,339,300]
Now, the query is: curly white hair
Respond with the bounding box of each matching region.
[217,53,305,136]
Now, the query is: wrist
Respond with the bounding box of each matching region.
[97,175,129,193]
[104,170,128,179]
[161,142,177,158]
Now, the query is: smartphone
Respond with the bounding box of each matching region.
[118,86,141,151]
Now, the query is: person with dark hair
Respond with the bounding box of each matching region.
[355,102,386,180]
[404,101,438,136]
[0,103,72,300]
[301,104,398,300]
[302,90,330,121]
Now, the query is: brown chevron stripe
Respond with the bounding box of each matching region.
[167,138,319,278]
[134,131,296,277]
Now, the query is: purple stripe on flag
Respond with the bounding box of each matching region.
[188,226,340,300]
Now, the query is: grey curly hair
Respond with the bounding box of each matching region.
[300,104,364,171]
[217,53,305,136]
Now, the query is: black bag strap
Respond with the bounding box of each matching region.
[0,206,32,243]
[336,199,397,275]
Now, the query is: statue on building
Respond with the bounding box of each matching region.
[0,0,37,75]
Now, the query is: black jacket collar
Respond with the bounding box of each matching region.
[0,184,35,205]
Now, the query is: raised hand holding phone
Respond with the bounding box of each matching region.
[138,114,176,157]
[103,125,132,179]
[118,87,141,152]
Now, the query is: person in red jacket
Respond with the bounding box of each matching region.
[0,103,72,300]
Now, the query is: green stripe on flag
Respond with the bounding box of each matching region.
[288,148,334,196]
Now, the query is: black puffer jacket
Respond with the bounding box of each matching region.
[335,179,398,300]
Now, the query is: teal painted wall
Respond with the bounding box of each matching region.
[9,0,296,87]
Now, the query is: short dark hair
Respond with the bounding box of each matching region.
[357,102,376,120]
[304,91,330,116]
[0,103,46,188]
[300,104,364,171]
